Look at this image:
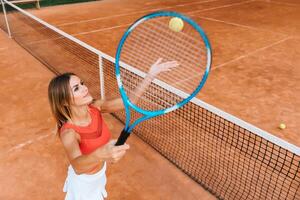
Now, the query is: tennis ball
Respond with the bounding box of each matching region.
[279,123,286,130]
[169,17,184,32]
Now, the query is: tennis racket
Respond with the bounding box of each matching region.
[115,11,212,146]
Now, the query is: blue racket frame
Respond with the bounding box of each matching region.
[115,11,212,145]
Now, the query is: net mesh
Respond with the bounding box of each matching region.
[104,58,300,200]
[0,1,8,33]
[1,2,300,199]
[1,1,102,99]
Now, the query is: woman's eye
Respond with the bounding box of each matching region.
[80,81,84,85]
[74,87,79,92]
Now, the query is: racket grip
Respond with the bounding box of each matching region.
[115,128,130,146]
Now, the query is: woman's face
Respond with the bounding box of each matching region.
[69,75,93,106]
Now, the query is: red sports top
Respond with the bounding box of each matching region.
[60,104,111,155]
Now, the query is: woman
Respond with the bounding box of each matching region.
[48,58,178,200]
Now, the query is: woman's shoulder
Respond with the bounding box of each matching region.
[60,123,76,136]
[90,99,104,112]
[59,126,81,142]
[89,103,99,110]
[89,103,104,117]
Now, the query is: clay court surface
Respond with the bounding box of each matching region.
[0,0,299,199]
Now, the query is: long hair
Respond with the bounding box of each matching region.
[48,72,75,134]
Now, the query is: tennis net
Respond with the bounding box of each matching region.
[1,1,299,199]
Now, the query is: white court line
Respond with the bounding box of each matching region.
[55,0,291,42]
[4,132,53,155]
[188,0,256,15]
[58,1,261,41]
[212,36,291,71]
[196,16,288,37]
[67,1,289,51]
[264,0,300,7]
[0,47,8,51]
[66,2,259,37]
[72,24,131,36]
[55,0,221,27]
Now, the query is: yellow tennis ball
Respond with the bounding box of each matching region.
[279,123,286,130]
[169,17,184,32]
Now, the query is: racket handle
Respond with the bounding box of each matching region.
[115,128,130,146]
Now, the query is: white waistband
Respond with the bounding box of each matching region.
[67,162,107,182]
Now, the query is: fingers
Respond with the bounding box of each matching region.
[107,139,117,146]
[155,60,179,68]
[107,143,130,164]
[164,61,179,67]
[160,61,179,71]
[148,59,179,77]
[153,57,163,66]
[110,150,127,163]
[112,143,130,152]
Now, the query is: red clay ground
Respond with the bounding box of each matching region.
[0,0,299,199]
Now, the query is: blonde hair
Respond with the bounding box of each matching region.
[48,72,75,134]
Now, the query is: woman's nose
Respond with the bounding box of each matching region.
[83,85,88,92]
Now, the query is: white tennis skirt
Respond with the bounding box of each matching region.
[63,162,107,200]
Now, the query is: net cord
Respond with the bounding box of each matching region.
[1,0,11,37]
[99,56,105,100]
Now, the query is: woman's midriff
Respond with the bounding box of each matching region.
[85,162,105,175]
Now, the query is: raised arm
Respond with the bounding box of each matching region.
[129,58,178,104]
[93,58,179,113]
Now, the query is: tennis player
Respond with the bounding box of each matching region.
[47,58,178,200]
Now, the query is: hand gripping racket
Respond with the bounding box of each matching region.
[115,11,212,146]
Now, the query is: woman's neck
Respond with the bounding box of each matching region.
[69,105,91,126]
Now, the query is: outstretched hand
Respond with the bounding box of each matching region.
[128,58,179,104]
[95,139,130,164]
[148,58,179,77]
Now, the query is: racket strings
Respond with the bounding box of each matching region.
[122,19,206,72]
[145,19,207,54]
[122,79,180,110]
[125,19,206,63]
[122,39,206,75]
[120,52,205,96]
[122,46,205,83]
[149,18,206,50]
[127,23,206,70]
[121,69,183,110]
[120,50,204,89]
[119,16,209,110]
[121,36,205,92]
